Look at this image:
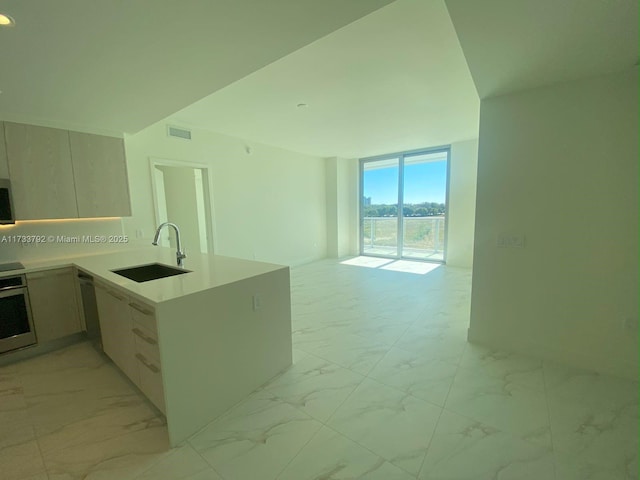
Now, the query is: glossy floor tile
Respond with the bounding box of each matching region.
[0,257,637,480]
[419,409,555,480]
[256,353,364,422]
[327,378,441,475]
[188,394,323,480]
[278,426,415,480]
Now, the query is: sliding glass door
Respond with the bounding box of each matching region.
[360,147,449,262]
[361,157,400,257]
[401,150,448,261]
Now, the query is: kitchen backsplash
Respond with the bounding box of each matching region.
[0,218,131,262]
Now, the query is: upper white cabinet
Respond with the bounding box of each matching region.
[0,122,9,178]
[4,122,79,219]
[2,121,131,219]
[69,131,131,217]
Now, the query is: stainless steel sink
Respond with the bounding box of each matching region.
[111,263,190,283]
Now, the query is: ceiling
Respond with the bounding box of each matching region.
[4,1,629,159]
[445,0,639,99]
[168,0,480,159]
[0,0,393,135]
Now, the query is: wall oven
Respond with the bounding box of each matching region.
[0,274,36,354]
[0,178,16,224]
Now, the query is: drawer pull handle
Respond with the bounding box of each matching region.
[29,269,70,280]
[107,289,127,301]
[132,328,157,345]
[135,353,160,373]
[130,303,153,316]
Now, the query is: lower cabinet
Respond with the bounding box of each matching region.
[95,283,165,413]
[95,284,139,384]
[27,268,81,343]
[130,300,165,413]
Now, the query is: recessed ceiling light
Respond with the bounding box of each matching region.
[297,103,308,108]
[0,13,15,26]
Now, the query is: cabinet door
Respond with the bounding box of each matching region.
[95,284,139,385]
[69,132,131,217]
[27,268,81,343]
[0,122,8,178]
[4,122,79,219]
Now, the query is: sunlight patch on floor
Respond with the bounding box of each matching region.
[340,256,395,268]
[340,256,441,275]
[380,260,441,275]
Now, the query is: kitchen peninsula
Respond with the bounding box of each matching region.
[1,248,292,446]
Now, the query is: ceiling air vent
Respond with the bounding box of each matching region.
[167,125,192,140]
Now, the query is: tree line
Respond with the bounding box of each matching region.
[363,202,445,217]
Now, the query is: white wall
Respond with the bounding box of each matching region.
[339,158,360,257]
[345,158,360,256]
[469,69,638,380]
[123,121,327,266]
[326,157,357,258]
[446,139,478,268]
[326,158,339,257]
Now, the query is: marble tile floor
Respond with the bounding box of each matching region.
[1,257,637,479]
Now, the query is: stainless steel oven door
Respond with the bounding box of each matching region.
[0,284,36,354]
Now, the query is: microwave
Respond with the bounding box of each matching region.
[0,179,16,224]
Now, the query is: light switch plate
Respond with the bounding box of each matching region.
[497,233,526,248]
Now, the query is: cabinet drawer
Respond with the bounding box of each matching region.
[129,301,156,334]
[135,353,165,414]
[132,324,160,363]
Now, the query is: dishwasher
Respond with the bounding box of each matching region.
[77,271,101,344]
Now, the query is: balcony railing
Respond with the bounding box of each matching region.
[362,216,445,260]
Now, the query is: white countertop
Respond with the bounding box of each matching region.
[0,248,287,305]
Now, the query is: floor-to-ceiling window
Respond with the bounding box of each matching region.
[360,147,449,262]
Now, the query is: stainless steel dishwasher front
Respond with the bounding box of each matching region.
[77,271,101,343]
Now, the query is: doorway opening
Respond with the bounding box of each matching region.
[359,147,450,262]
[150,158,215,255]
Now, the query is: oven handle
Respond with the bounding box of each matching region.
[0,286,28,298]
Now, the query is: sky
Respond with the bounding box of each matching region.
[363,160,447,204]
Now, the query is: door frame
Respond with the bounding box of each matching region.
[358,145,451,263]
[148,157,217,255]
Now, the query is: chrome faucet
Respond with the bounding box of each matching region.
[152,222,187,267]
